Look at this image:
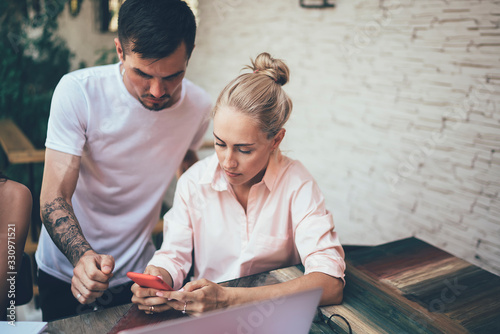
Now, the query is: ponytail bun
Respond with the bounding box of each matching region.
[248,52,290,86]
[214,52,293,139]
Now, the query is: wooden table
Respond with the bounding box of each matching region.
[45,238,500,333]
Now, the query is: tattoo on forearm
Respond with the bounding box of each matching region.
[42,197,92,266]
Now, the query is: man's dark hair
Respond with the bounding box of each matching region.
[118,0,196,59]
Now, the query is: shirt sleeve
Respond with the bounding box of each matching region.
[292,178,346,285]
[148,175,194,290]
[45,75,89,156]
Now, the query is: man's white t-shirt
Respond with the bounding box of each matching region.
[35,63,211,287]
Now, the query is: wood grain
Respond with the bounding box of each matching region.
[0,119,45,164]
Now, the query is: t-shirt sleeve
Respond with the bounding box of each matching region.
[148,174,194,290]
[188,95,212,151]
[45,75,89,157]
[291,171,346,284]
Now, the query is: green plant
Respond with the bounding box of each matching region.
[0,0,72,190]
[94,46,119,66]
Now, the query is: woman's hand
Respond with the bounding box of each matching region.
[131,265,173,314]
[158,278,231,316]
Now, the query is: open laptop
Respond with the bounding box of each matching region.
[119,287,322,334]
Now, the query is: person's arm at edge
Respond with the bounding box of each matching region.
[0,180,31,320]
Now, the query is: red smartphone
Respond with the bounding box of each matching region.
[126,272,173,291]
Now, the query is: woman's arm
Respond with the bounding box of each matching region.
[151,272,343,315]
[131,169,198,313]
[230,272,343,306]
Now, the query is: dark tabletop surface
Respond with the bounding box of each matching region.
[45,238,500,334]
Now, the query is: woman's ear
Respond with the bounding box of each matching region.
[271,129,286,151]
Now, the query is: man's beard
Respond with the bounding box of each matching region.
[139,95,171,111]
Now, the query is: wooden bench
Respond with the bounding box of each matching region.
[0,119,45,241]
[0,119,45,164]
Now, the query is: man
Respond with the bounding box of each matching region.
[35,0,211,321]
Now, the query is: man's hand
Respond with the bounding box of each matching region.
[71,250,115,304]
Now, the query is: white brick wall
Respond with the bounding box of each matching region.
[187,0,500,275]
[57,0,117,69]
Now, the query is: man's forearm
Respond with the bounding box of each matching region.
[41,196,92,266]
[176,150,198,178]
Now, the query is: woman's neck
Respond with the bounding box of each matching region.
[232,185,250,212]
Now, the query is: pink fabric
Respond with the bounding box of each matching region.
[148,152,346,290]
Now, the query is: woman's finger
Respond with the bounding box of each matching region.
[131,295,168,306]
[132,285,163,298]
[138,303,171,314]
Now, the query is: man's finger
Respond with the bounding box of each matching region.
[71,282,100,305]
[74,255,107,285]
[99,255,115,275]
[77,266,110,290]
[71,285,83,303]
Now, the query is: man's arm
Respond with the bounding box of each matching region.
[40,148,114,304]
[40,148,90,265]
[176,149,199,179]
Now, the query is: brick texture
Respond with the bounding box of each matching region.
[188,0,500,275]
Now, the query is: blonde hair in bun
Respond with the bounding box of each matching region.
[213,52,292,139]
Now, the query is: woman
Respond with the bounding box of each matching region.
[0,171,31,320]
[132,53,345,315]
